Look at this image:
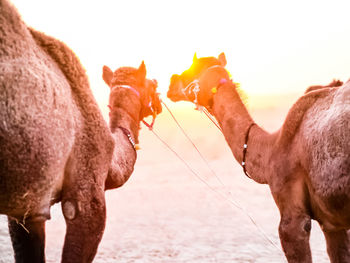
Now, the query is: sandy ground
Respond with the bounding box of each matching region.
[0,96,331,262]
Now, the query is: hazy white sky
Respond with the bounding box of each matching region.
[10,0,350,106]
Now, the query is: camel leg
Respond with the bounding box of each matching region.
[8,217,46,263]
[61,185,106,263]
[278,213,312,263]
[323,229,350,263]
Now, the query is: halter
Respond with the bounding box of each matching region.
[182,79,200,105]
[108,85,140,113]
[181,76,229,110]
[108,84,158,130]
[110,84,140,98]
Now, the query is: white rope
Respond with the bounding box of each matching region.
[152,101,282,252]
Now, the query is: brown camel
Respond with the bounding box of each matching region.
[0,0,161,262]
[167,52,350,263]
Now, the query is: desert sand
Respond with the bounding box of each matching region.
[0,94,330,262]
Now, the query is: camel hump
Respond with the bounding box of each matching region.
[29,28,108,127]
[304,79,343,94]
[29,28,89,93]
[29,28,114,158]
[277,87,334,146]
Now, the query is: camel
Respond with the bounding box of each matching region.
[0,0,161,262]
[167,52,350,263]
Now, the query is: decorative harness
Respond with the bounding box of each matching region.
[181,73,255,179]
[242,122,255,179]
[181,79,200,105]
[118,126,138,150]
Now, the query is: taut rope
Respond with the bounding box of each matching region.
[150,99,282,252]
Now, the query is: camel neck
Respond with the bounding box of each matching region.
[104,89,141,190]
[212,82,272,184]
[108,88,141,145]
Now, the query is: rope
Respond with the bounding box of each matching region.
[202,107,222,132]
[154,100,282,252]
[161,101,225,187]
[150,127,281,252]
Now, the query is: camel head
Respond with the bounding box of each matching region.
[102,61,162,121]
[167,52,229,106]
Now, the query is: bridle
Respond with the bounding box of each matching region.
[108,84,159,125]
[110,84,140,98]
[181,69,229,110]
[181,79,200,105]
[108,84,159,150]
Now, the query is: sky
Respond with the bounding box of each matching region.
[9,0,350,109]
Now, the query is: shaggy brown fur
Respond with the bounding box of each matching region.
[0,0,161,262]
[167,53,350,263]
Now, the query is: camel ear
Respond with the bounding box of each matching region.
[218,52,227,67]
[137,61,146,80]
[102,65,113,87]
[193,53,198,63]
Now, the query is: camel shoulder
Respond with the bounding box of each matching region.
[277,88,334,146]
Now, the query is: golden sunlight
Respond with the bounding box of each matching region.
[11,0,350,109]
